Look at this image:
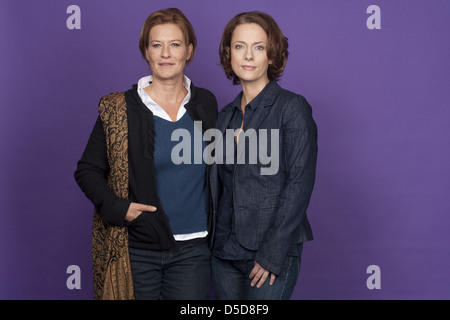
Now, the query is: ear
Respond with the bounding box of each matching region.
[186,43,194,61]
[145,47,150,63]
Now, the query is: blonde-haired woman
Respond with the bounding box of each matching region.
[75,8,217,300]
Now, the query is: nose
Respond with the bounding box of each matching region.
[245,47,253,61]
[161,44,171,58]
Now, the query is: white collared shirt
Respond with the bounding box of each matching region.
[137,75,191,122]
[136,75,208,241]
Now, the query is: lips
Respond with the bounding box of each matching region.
[159,63,175,66]
[242,65,256,70]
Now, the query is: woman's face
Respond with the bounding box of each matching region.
[230,23,272,86]
[146,23,193,82]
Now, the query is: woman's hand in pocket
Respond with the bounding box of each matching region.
[125,202,157,223]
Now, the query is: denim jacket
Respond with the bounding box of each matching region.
[209,81,318,275]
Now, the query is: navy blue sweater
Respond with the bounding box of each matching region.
[153,113,208,235]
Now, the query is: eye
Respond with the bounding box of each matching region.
[234,44,244,50]
[151,43,161,48]
[171,42,181,47]
[255,45,265,51]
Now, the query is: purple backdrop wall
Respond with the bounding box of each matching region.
[1,0,449,300]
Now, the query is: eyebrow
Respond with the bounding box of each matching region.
[150,39,183,43]
[233,40,266,45]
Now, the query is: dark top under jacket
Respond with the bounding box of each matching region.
[74,82,218,250]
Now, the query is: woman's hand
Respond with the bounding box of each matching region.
[249,262,277,288]
[125,202,157,222]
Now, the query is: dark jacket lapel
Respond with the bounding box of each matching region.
[236,81,282,163]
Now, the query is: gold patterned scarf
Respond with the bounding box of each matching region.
[92,92,134,300]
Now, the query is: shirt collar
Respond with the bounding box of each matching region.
[137,75,191,97]
[137,75,191,121]
[232,80,275,111]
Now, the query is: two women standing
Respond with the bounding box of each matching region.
[75,8,317,300]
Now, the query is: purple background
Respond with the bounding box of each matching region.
[1,0,449,299]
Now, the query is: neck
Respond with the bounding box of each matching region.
[146,74,187,104]
[240,77,270,109]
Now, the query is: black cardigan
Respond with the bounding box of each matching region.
[74,82,218,250]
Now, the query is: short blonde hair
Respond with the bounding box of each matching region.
[139,8,197,63]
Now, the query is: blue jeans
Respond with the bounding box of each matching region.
[128,238,211,300]
[211,252,302,300]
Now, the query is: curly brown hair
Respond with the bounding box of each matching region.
[219,11,289,85]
